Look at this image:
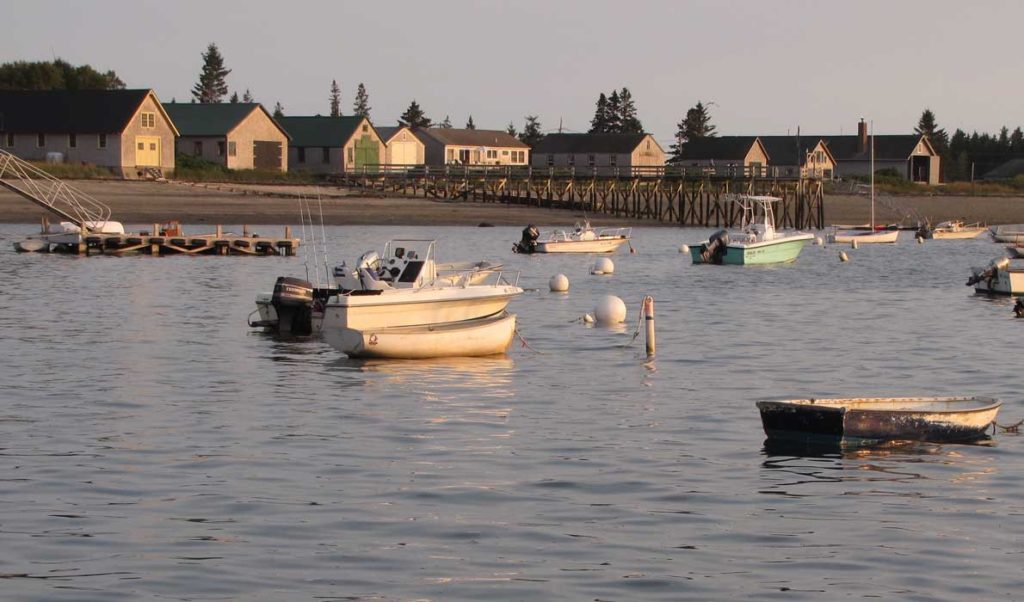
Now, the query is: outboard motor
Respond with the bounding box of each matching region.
[271,276,314,335]
[700,230,730,264]
[967,257,1009,287]
[513,225,540,254]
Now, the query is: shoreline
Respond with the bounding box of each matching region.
[2,179,1024,227]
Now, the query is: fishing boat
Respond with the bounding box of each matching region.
[920,220,987,240]
[690,195,814,265]
[330,312,517,359]
[967,257,1024,294]
[756,396,1001,445]
[826,121,900,244]
[513,221,631,254]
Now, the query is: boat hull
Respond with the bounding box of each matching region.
[322,286,521,330]
[690,234,813,265]
[757,397,1000,445]
[972,264,1024,294]
[333,312,516,359]
[928,228,987,240]
[535,238,629,253]
[827,229,900,244]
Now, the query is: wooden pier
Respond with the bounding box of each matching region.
[337,165,825,230]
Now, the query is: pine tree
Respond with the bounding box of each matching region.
[273,102,284,118]
[1011,127,1024,153]
[229,91,239,103]
[680,101,717,144]
[589,93,610,134]
[440,115,453,128]
[242,89,254,103]
[605,90,622,134]
[191,42,231,103]
[398,100,431,128]
[617,87,643,134]
[466,115,476,130]
[352,83,371,118]
[506,121,518,137]
[915,109,948,153]
[519,115,543,147]
[329,79,341,117]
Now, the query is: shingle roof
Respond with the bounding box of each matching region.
[0,89,158,134]
[982,158,1024,180]
[162,102,287,138]
[821,135,926,162]
[532,133,648,154]
[757,135,827,165]
[416,128,528,148]
[673,136,760,162]
[277,116,372,147]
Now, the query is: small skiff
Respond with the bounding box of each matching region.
[333,312,517,359]
[756,396,1001,444]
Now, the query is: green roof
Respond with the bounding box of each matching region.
[162,102,285,137]
[276,116,370,147]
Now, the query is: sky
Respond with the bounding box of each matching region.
[5,0,1021,148]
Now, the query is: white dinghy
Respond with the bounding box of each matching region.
[333,312,517,359]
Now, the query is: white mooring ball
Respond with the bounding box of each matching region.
[679,244,690,254]
[593,257,615,275]
[814,236,823,246]
[594,295,627,324]
[549,273,570,292]
[839,251,850,262]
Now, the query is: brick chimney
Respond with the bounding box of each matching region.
[857,119,868,154]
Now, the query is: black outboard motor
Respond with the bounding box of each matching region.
[272,276,314,335]
[700,230,730,264]
[513,224,540,254]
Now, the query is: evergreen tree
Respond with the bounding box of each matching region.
[519,115,544,147]
[617,87,643,134]
[352,83,371,118]
[915,108,949,180]
[273,102,284,118]
[466,115,476,129]
[679,101,717,145]
[589,93,610,134]
[242,89,254,103]
[440,115,453,128]
[398,100,431,128]
[0,59,124,90]
[605,90,622,134]
[1011,127,1024,153]
[329,79,341,117]
[506,121,518,137]
[229,91,239,103]
[191,42,231,103]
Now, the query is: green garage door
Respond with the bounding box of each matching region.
[353,135,379,172]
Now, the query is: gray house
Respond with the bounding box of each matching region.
[278,116,384,173]
[163,102,290,171]
[531,133,665,171]
[0,89,178,178]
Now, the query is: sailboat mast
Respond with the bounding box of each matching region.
[870,120,875,230]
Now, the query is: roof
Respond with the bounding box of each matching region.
[674,136,761,162]
[821,134,930,162]
[277,116,373,147]
[375,125,418,144]
[532,133,650,154]
[757,135,828,165]
[416,128,528,148]
[162,102,287,138]
[0,89,173,134]
[982,158,1024,180]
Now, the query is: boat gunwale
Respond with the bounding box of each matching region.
[756,396,1002,415]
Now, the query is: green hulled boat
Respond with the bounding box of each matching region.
[690,195,815,265]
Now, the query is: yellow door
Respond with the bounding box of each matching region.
[135,136,160,167]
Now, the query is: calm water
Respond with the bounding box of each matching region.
[0,223,1022,601]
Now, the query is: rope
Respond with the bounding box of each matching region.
[514,328,545,354]
[622,296,651,347]
[993,419,1023,433]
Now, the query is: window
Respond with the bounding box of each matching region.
[140,112,155,128]
[228,141,237,157]
[347,147,354,162]
[138,142,144,151]
[610,154,617,166]
[322,147,330,163]
[447,149,455,162]
[218,141,226,156]
[69,134,77,148]
[150,143,156,151]
[646,140,651,150]
[486,149,497,159]
[568,154,575,166]
[502,150,509,156]
[5,133,13,148]
[298,147,306,163]
[193,141,203,155]
[547,154,554,166]
[588,154,595,167]
[98,134,107,148]
[362,124,368,133]
[37,133,45,147]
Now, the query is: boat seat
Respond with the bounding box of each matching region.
[397,260,424,283]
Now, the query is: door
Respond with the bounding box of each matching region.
[391,141,416,165]
[135,136,160,167]
[353,135,379,172]
[253,140,283,170]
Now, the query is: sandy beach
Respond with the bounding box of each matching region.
[3,179,1024,227]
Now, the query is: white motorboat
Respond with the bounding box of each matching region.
[690,195,815,265]
[514,221,631,254]
[334,312,517,359]
[14,220,126,252]
[921,220,987,240]
[251,239,522,336]
[990,225,1024,243]
[967,257,1024,294]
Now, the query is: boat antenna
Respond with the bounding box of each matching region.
[316,187,330,285]
[870,120,875,231]
[298,196,310,282]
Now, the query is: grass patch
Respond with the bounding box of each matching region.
[25,161,118,179]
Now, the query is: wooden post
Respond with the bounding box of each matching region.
[216,225,223,238]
